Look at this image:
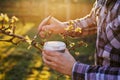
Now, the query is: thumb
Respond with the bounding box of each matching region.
[65,48,70,54]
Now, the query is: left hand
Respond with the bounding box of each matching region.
[38,16,66,38]
[42,49,76,76]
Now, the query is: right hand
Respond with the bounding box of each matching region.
[42,49,76,76]
[38,16,67,38]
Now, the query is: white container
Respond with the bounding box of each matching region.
[43,41,66,53]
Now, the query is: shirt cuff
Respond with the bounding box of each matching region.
[72,62,90,80]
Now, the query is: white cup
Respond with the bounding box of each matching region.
[43,41,66,53]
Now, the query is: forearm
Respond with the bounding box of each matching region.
[63,18,97,37]
[63,16,97,38]
[62,1,97,37]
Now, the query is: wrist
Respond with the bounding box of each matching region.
[60,22,68,34]
[61,21,82,37]
[68,61,76,76]
[70,61,77,76]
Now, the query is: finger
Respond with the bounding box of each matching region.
[39,31,46,38]
[39,25,53,38]
[44,50,61,57]
[43,50,63,65]
[38,16,52,31]
[43,52,60,63]
[42,56,52,64]
[41,25,49,31]
[42,56,57,68]
[41,25,54,32]
[65,48,70,54]
[43,52,53,61]
[43,56,63,72]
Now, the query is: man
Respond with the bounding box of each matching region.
[38,0,120,80]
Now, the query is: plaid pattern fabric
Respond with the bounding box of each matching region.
[70,0,120,80]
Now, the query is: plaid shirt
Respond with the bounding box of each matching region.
[68,0,120,80]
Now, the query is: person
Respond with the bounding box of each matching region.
[38,0,120,80]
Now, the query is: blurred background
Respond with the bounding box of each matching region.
[0,0,95,22]
[0,0,96,80]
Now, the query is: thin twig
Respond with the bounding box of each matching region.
[0,29,42,52]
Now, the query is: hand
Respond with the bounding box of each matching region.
[42,49,76,76]
[38,16,67,38]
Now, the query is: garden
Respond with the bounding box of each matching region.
[0,0,95,80]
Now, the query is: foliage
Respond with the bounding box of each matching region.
[0,13,95,80]
[0,13,88,57]
[0,13,43,52]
